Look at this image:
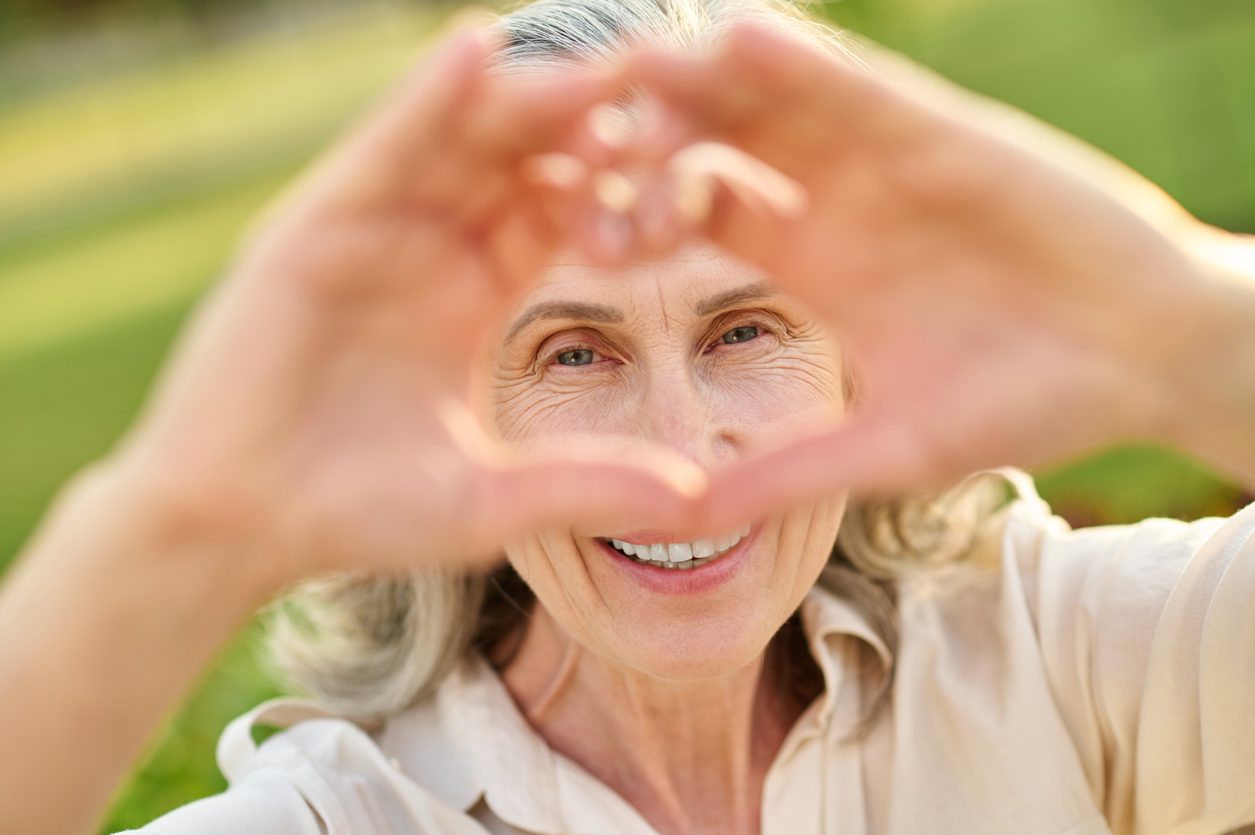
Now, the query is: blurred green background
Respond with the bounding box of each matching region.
[0,0,1251,830]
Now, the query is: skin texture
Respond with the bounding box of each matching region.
[624,23,1255,520]
[0,17,1254,835]
[491,245,845,833]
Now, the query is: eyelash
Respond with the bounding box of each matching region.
[541,318,775,371]
[705,323,763,353]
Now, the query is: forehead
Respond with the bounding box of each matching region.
[518,243,767,318]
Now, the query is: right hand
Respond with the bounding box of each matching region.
[102,24,703,588]
[621,22,1219,520]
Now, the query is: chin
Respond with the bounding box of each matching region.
[604,606,785,680]
[511,504,840,681]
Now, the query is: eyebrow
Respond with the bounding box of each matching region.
[505,300,624,342]
[693,281,777,316]
[504,281,779,342]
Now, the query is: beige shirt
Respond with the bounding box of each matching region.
[124,472,1255,834]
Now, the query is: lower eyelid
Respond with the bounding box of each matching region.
[547,351,617,369]
[709,326,773,350]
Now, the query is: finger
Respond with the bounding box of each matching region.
[480,200,559,298]
[698,411,955,532]
[459,66,630,160]
[405,66,629,215]
[626,21,877,140]
[319,26,627,215]
[670,142,808,267]
[571,170,640,266]
[518,154,653,267]
[480,443,707,545]
[631,167,685,256]
[518,151,594,238]
[478,171,595,301]
[264,21,499,229]
[520,162,637,267]
[574,101,642,169]
[354,19,500,171]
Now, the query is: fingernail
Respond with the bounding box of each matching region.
[673,167,713,228]
[669,460,709,498]
[592,169,638,214]
[520,152,587,189]
[587,103,634,151]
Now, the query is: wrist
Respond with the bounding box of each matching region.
[36,455,291,611]
[1137,225,1255,487]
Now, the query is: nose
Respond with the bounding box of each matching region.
[638,359,738,469]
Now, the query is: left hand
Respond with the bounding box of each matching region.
[617,21,1237,520]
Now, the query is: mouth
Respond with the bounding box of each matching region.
[598,526,751,570]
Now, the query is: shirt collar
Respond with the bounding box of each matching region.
[381,653,570,833]
[798,582,894,731]
[381,584,891,831]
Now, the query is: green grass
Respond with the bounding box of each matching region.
[0,0,1250,830]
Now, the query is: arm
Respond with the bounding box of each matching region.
[0,28,695,835]
[1152,229,1255,491]
[0,466,278,835]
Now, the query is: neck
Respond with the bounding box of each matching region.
[499,606,805,835]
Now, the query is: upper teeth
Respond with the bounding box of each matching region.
[608,526,751,568]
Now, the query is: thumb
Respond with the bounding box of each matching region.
[701,410,948,531]
[477,438,707,545]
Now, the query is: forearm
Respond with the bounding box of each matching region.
[1150,227,1255,492]
[0,462,280,835]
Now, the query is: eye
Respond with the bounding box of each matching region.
[720,325,760,345]
[554,347,600,367]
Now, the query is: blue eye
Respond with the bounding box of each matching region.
[720,325,759,344]
[556,348,597,366]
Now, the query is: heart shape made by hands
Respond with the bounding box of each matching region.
[503,18,1191,539]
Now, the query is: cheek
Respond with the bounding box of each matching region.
[708,340,844,431]
[492,372,638,444]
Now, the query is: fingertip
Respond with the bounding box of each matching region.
[494,456,694,538]
[442,5,503,46]
[721,17,810,64]
[718,18,839,94]
[623,48,709,95]
[411,18,494,106]
[664,457,709,500]
[520,152,590,191]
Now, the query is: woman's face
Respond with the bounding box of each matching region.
[490,243,848,679]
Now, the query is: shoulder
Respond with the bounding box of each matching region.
[120,695,490,834]
[111,764,326,834]
[994,474,1252,628]
[227,697,494,834]
[894,467,1255,663]
[910,466,1248,604]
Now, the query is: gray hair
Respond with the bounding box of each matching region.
[266,0,1012,737]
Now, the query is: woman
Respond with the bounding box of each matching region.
[2,0,1254,832]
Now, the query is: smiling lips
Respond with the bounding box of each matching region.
[602,526,752,569]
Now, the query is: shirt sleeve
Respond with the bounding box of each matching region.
[111,768,327,834]
[116,698,494,835]
[1008,497,1255,835]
